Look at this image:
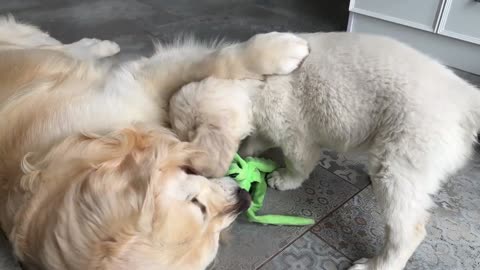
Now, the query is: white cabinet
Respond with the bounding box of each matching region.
[351,0,443,31]
[438,0,480,45]
[348,0,480,75]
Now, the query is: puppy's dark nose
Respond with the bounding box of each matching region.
[232,188,251,214]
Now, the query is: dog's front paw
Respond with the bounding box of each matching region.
[67,38,120,59]
[91,40,120,58]
[349,258,375,270]
[81,38,120,58]
[267,169,302,191]
[245,32,309,75]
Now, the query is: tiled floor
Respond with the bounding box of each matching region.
[1,1,480,270]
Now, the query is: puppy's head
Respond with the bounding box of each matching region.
[169,78,257,178]
[15,126,249,270]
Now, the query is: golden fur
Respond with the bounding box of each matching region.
[0,16,308,270]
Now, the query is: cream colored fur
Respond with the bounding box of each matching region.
[170,32,480,270]
[0,16,309,270]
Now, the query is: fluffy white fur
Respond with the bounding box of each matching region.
[170,32,480,270]
[0,16,309,270]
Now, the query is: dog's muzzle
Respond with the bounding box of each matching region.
[230,188,252,214]
[210,177,251,214]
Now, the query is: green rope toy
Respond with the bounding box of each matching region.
[227,154,315,226]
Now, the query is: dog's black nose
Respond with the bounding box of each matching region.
[232,188,251,214]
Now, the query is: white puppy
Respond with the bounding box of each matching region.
[169,32,480,270]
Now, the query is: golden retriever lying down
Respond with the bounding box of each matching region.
[0,16,309,270]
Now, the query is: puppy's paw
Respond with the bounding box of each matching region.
[67,38,120,59]
[348,258,375,270]
[245,32,309,75]
[267,169,302,191]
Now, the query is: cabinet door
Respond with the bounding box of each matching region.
[438,0,480,45]
[350,0,444,31]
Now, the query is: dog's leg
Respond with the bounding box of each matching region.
[0,17,119,59]
[267,145,320,190]
[133,32,309,123]
[349,159,431,270]
[0,16,62,48]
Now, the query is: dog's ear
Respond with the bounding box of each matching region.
[189,124,239,178]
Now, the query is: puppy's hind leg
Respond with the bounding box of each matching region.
[350,157,431,270]
[267,143,320,190]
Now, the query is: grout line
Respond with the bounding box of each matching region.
[254,227,312,270]
[255,183,370,270]
[316,234,356,262]
[310,184,371,261]
[312,183,369,228]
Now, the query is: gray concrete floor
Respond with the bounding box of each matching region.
[1,1,479,269]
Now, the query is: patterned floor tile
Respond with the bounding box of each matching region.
[312,156,480,270]
[260,232,351,270]
[318,150,370,189]
[311,186,381,260]
[213,166,358,270]
[416,165,480,270]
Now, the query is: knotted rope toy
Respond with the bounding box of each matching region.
[227,154,315,226]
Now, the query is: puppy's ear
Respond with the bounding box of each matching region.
[189,124,239,178]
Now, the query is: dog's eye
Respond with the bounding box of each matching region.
[191,197,207,215]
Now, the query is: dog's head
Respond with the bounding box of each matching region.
[169,78,257,178]
[15,127,249,270]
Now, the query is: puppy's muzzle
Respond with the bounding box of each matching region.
[230,188,251,214]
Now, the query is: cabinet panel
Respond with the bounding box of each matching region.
[348,13,480,75]
[350,0,443,31]
[439,0,480,45]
